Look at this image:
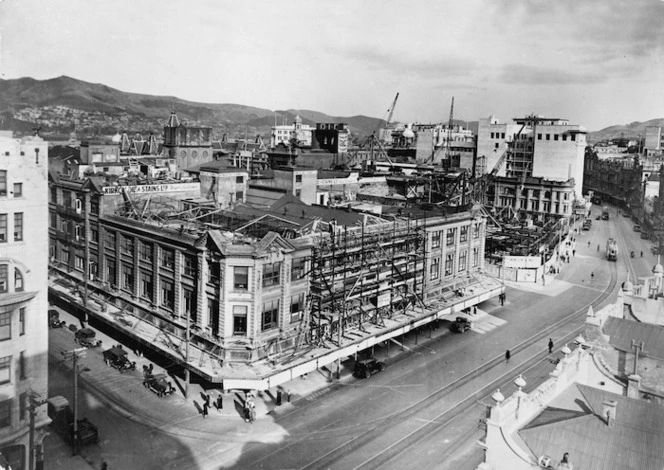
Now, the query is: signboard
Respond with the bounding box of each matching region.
[337,132,349,153]
[503,255,541,269]
[102,182,200,195]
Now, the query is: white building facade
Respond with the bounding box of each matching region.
[0,131,50,470]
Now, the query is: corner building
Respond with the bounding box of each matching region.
[0,132,49,470]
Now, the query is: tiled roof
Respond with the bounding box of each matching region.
[604,316,664,360]
[519,384,664,470]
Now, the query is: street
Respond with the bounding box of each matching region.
[44,204,651,470]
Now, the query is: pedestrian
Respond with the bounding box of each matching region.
[573,249,576,257]
[641,251,644,257]
[505,349,511,363]
[591,272,594,279]
[202,401,208,418]
[588,240,590,248]
[216,393,223,412]
[548,338,554,354]
[473,306,477,315]
[597,244,600,251]
[148,363,153,374]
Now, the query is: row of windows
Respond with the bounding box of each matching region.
[50,189,100,214]
[429,248,479,280]
[431,224,480,249]
[0,213,23,242]
[0,352,26,387]
[0,308,26,340]
[0,171,22,198]
[0,265,24,293]
[231,294,304,336]
[537,133,576,142]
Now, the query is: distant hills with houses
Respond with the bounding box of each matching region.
[0,75,661,145]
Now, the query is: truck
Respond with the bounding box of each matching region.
[602,206,610,220]
[606,238,618,261]
[47,396,99,447]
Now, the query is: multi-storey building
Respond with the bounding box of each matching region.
[478,115,586,221]
[162,112,213,171]
[0,131,49,470]
[269,115,314,149]
[645,126,664,157]
[48,168,498,390]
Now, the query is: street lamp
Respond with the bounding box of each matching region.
[491,388,505,404]
[27,391,46,470]
[61,348,87,456]
[561,343,571,356]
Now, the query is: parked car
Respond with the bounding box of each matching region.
[641,232,649,239]
[143,374,175,398]
[451,316,472,333]
[47,396,99,446]
[102,346,136,373]
[48,309,66,329]
[633,225,641,232]
[74,328,102,348]
[354,357,385,379]
[652,246,661,255]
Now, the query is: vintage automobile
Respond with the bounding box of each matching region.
[143,374,175,398]
[451,316,472,333]
[74,328,102,348]
[47,395,99,446]
[48,309,66,328]
[102,346,136,373]
[353,357,385,379]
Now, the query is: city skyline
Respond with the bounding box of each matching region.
[1,0,663,131]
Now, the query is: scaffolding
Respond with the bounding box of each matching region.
[308,217,426,347]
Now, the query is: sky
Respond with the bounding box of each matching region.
[1,0,663,131]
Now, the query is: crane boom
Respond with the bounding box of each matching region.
[385,92,399,127]
[445,97,454,161]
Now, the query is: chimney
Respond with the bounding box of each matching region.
[602,399,617,427]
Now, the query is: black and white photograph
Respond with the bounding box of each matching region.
[1,0,664,469]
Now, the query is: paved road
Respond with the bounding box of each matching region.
[45,204,648,470]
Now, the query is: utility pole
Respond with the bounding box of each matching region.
[61,348,87,456]
[631,340,645,375]
[28,391,46,470]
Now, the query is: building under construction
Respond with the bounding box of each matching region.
[47,172,502,389]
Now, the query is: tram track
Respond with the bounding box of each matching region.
[295,254,619,470]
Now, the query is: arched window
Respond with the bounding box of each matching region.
[14,268,23,292]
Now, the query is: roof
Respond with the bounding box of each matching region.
[604,316,664,360]
[519,383,664,470]
[186,160,248,174]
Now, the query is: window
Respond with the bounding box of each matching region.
[554,134,559,141]
[473,247,479,267]
[0,312,10,341]
[182,288,196,320]
[291,257,306,281]
[19,308,25,336]
[63,190,72,208]
[13,183,22,197]
[537,133,542,140]
[571,134,576,141]
[106,258,116,286]
[233,305,247,336]
[0,171,6,197]
[473,223,480,239]
[494,143,499,149]
[140,271,153,301]
[208,262,220,285]
[14,269,23,292]
[236,176,244,184]
[207,298,219,330]
[0,265,7,293]
[490,132,495,138]
[431,231,441,249]
[263,262,281,287]
[290,293,304,322]
[0,214,6,242]
[501,133,505,139]
[295,189,301,197]
[562,135,567,141]
[160,248,174,269]
[0,356,11,385]
[459,250,468,272]
[295,174,302,183]
[460,226,468,242]
[75,256,84,270]
[183,255,196,277]
[235,190,243,201]
[122,265,134,290]
[90,199,99,215]
[430,257,440,280]
[262,300,279,331]
[91,227,98,243]
[19,392,26,421]
[446,228,456,246]
[161,279,174,310]
[50,213,57,229]
[121,235,134,255]
[0,400,10,428]
[139,241,153,261]
[74,225,82,241]
[445,254,454,276]
[19,351,25,380]
[234,266,248,290]
[105,230,116,248]
[50,186,57,204]
[546,134,550,141]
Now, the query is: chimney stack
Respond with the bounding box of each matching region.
[602,399,617,427]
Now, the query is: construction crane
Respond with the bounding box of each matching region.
[385,92,400,130]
